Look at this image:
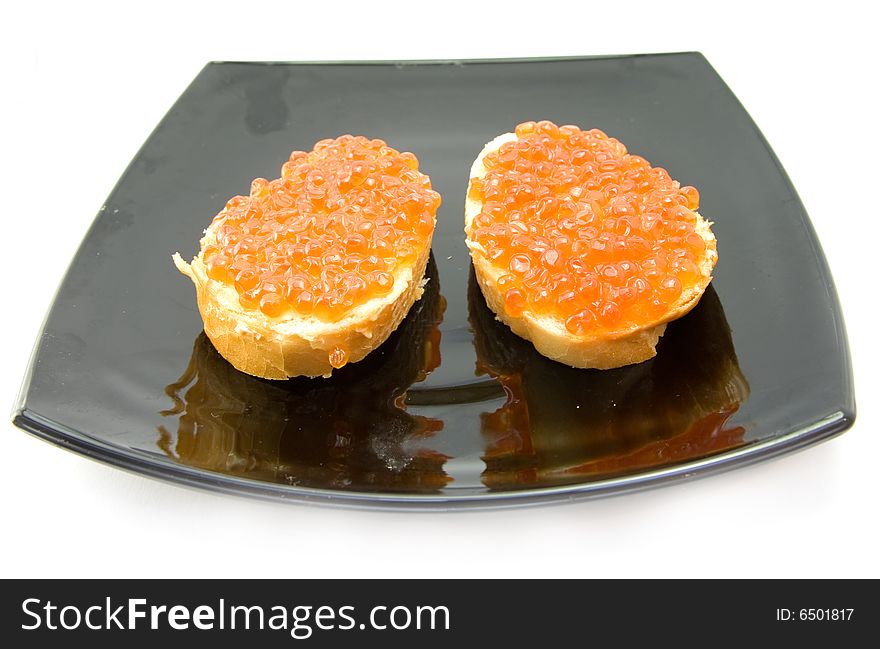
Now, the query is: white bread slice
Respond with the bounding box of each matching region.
[465,132,717,370]
[175,214,433,381]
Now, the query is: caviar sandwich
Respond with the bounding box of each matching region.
[175,135,441,379]
[465,121,716,369]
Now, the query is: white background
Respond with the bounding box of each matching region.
[2,0,877,578]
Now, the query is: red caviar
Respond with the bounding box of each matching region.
[468,120,707,335]
[204,135,440,321]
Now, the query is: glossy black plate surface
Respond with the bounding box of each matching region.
[13,54,854,508]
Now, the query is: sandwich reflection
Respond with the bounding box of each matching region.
[468,269,750,490]
[158,256,449,493]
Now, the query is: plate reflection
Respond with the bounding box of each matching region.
[158,256,449,493]
[157,255,749,497]
[468,269,750,490]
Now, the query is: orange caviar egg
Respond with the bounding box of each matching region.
[469,120,706,335]
[204,135,440,321]
[328,346,349,369]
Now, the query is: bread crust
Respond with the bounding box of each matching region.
[175,217,433,380]
[465,133,717,369]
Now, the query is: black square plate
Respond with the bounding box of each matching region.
[13,54,854,508]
